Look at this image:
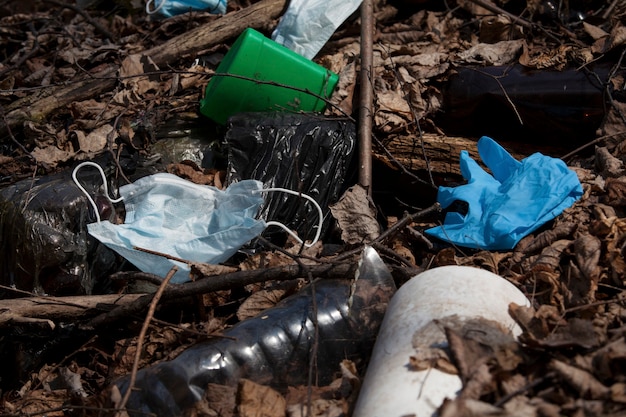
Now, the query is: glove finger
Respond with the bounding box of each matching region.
[437,150,498,209]
[459,149,495,183]
[477,136,521,182]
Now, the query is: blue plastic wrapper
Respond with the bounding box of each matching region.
[425,136,583,250]
[146,0,226,17]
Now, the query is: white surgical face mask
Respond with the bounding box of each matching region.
[72,162,321,283]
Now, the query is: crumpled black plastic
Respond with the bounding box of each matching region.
[224,112,357,243]
[0,166,121,296]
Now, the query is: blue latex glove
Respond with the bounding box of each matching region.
[425,136,583,250]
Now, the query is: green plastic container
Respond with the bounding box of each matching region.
[200,28,339,125]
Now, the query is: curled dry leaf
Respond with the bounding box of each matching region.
[515,306,600,350]
[550,359,610,399]
[329,184,379,245]
[605,177,626,207]
[596,146,625,178]
[532,239,572,270]
[521,223,577,256]
[573,234,602,282]
[605,217,626,286]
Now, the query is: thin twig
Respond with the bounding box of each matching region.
[561,130,626,161]
[117,266,178,414]
[602,0,620,20]
[374,202,441,244]
[466,0,570,45]
[381,43,436,187]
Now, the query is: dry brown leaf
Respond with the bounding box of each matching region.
[595,23,626,54]
[457,250,509,275]
[74,123,112,155]
[410,320,457,374]
[329,184,379,245]
[444,317,520,386]
[119,54,161,96]
[605,177,626,207]
[167,162,221,186]
[550,359,610,399]
[521,223,577,255]
[563,261,595,308]
[528,315,600,349]
[592,337,626,383]
[598,99,626,138]
[429,247,457,267]
[190,383,237,417]
[456,40,524,66]
[596,146,625,178]
[573,234,602,283]
[238,379,286,417]
[533,239,572,270]
[583,22,609,41]
[479,15,524,43]
[236,286,290,321]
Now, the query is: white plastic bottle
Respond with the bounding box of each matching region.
[352,265,531,417]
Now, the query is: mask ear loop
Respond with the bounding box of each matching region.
[72,161,124,223]
[255,187,323,248]
[146,0,165,15]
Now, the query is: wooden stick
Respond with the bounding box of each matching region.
[358,0,374,193]
[84,261,355,329]
[0,293,144,328]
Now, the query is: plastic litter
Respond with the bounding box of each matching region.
[225,112,357,241]
[271,0,362,59]
[200,28,339,125]
[352,265,531,417]
[73,162,323,283]
[0,169,120,296]
[145,0,226,18]
[113,246,397,417]
[424,136,583,250]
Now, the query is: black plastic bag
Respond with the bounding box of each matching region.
[224,112,357,243]
[0,166,121,296]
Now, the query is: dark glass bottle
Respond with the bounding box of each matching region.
[435,64,611,147]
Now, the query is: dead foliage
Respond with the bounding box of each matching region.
[2,0,626,416]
